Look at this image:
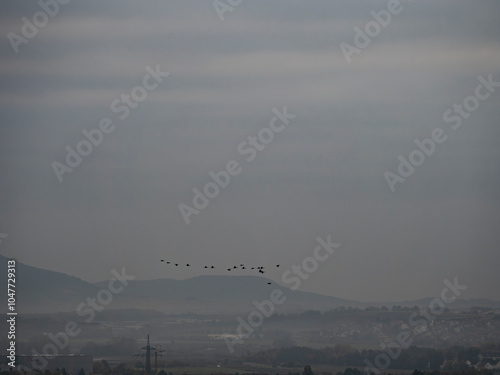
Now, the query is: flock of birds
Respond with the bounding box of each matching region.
[160,259,280,284]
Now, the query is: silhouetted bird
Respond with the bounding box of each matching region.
[204,266,208,268]
[227,268,231,271]
[175,264,179,266]
[233,266,237,269]
[242,266,246,269]
[211,266,215,269]
[166,261,170,264]
[186,264,190,266]
[276,265,280,267]
[267,282,272,285]
[161,260,165,262]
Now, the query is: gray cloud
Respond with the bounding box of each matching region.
[1,0,499,302]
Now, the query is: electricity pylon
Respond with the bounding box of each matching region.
[134,335,165,375]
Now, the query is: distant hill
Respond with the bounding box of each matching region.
[2,254,499,314]
[0,254,99,312]
[94,274,356,309]
[0,254,354,313]
[389,297,500,310]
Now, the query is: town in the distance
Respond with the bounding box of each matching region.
[1,255,499,375]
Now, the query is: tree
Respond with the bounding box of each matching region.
[117,363,127,375]
[344,368,361,375]
[335,344,357,354]
[303,365,314,375]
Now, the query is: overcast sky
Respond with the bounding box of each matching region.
[1,0,499,303]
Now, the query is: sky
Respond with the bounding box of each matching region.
[1,0,499,303]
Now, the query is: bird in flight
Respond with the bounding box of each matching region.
[160,259,279,284]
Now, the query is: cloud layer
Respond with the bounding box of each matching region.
[1,0,499,302]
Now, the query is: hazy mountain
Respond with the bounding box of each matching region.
[2,255,499,314]
[1,254,355,313]
[0,254,100,312]
[94,274,357,310]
